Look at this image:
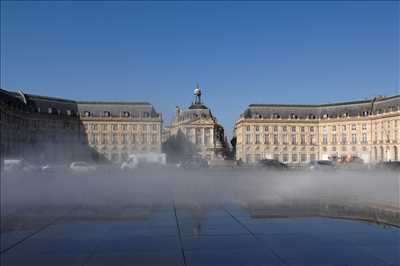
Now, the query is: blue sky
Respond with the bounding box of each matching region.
[1,1,399,136]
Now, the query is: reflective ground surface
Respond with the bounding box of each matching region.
[1,204,399,266]
[1,168,399,265]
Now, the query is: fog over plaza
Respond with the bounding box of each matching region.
[2,167,399,219]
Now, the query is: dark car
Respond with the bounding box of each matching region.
[376,161,400,171]
[308,160,335,171]
[257,159,288,170]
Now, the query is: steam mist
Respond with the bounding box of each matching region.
[1,165,399,231]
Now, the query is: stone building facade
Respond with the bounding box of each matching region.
[234,95,400,164]
[77,101,162,162]
[0,89,162,165]
[169,85,226,160]
[0,89,81,164]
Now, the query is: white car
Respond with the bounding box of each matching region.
[121,155,139,170]
[69,161,96,172]
[4,159,39,173]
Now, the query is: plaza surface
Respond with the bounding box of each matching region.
[1,204,399,266]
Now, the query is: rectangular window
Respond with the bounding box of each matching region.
[151,134,158,144]
[301,135,305,145]
[122,124,127,131]
[142,133,147,144]
[309,135,315,145]
[332,126,336,132]
[274,126,278,132]
[291,126,296,132]
[131,133,137,144]
[101,134,107,144]
[204,129,210,145]
[300,153,307,162]
[122,133,128,144]
[362,133,367,144]
[282,154,289,162]
[245,134,251,145]
[310,127,314,132]
[152,124,158,131]
[142,124,147,131]
[246,125,250,131]
[351,124,356,130]
[132,125,137,131]
[112,124,118,131]
[264,134,270,144]
[196,128,202,145]
[291,134,296,145]
[341,133,347,144]
[352,133,357,144]
[362,124,367,130]
[301,127,305,133]
[112,133,117,144]
[255,126,259,132]
[273,154,280,161]
[322,134,328,145]
[310,154,316,161]
[282,133,288,144]
[332,134,337,144]
[283,126,287,132]
[292,153,298,162]
[264,126,269,132]
[255,134,260,144]
[273,134,279,145]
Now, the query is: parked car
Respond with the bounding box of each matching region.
[308,160,336,171]
[69,161,96,172]
[121,153,166,170]
[375,161,400,171]
[4,159,39,173]
[179,157,209,169]
[121,155,139,170]
[40,164,68,173]
[257,159,288,170]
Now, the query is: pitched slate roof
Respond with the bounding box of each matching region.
[243,95,400,119]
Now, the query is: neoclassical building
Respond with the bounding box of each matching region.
[1,89,82,164]
[235,95,400,165]
[169,85,226,160]
[78,101,162,162]
[0,88,162,164]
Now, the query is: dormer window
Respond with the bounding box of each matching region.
[122,111,130,117]
[66,110,72,116]
[48,107,53,114]
[104,111,111,117]
[309,114,316,119]
[342,112,349,118]
[273,113,280,119]
[84,111,91,117]
[322,113,328,119]
[290,113,297,119]
[143,112,150,118]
